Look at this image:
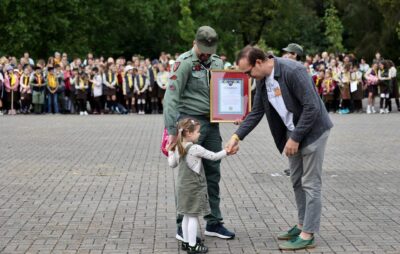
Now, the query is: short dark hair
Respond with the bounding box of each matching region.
[236,45,268,66]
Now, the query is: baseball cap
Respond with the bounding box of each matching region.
[195,26,218,54]
[282,43,304,56]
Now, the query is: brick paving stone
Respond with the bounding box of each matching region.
[0,112,399,253]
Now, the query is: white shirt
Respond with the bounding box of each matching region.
[265,68,295,131]
[389,66,397,79]
[168,142,227,174]
[92,74,103,97]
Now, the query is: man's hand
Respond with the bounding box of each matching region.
[167,135,177,150]
[225,135,240,155]
[233,118,243,125]
[284,138,299,157]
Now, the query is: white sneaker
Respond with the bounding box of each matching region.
[380,109,385,114]
[80,111,84,115]
[372,107,376,113]
[0,111,3,116]
[384,108,389,114]
[84,111,88,115]
[366,106,371,114]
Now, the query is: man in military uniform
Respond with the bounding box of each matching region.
[164,26,235,241]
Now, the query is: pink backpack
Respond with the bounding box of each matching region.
[160,128,169,157]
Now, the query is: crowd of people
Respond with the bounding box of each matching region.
[0,49,398,116]
[281,47,399,114]
[0,52,174,115]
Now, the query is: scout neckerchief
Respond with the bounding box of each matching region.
[138,75,144,89]
[48,73,57,89]
[79,78,85,90]
[22,74,29,88]
[108,71,114,84]
[10,73,17,88]
[152,68,157,80]
[325,79,332,93]
[127,74,133,88]
[36,73,43,86]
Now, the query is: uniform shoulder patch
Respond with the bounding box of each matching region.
[173,62,180,72]
[169,84,176,91]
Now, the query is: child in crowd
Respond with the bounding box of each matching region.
[157,63,169,112]
[134,67,149,115]
[46,66,59,114]
[168,118,229,254]
[350,64,364,113]
[91,66,103,114]
[74,72,89,115]
[123,65,135,113]
[338,63,351,114]
[321,70,337,112]
[365,63,379,114]
[103,63,117,113]
[378,61,391,114]
[4,67,20,114]
[388,60,399,111]
[31,66,46,114]
[19,65,32,114]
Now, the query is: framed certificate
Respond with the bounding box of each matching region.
[210,70,251,122]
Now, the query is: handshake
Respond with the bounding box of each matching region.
[224,134,240,155]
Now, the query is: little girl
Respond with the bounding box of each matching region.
[168,118,228,254]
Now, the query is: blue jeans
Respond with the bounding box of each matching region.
[47,93,59,113]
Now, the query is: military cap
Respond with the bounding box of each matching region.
[195,26,218,54]
[282,43,304,56]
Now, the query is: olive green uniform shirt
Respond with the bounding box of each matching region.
[163,48,223,135]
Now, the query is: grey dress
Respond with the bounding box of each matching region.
[176,144,210,216]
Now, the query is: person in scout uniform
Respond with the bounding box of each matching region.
[73,71,89,115]
[147,60,159,114]
[282,43,304,62]
[19,65,32,114]
[103,63,117,113]
[46,66,59,114]
[163,25,236,241]
[134,66,150,115]
[4,67,19,114]
[123,65,135,113]
[31,65,46,114]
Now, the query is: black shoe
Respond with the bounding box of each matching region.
[181,242,189,251]
[284,169,290,176]
[176,226,202,243]
[187,242,208,254]
[204,223,235,239]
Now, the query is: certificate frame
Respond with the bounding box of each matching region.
[210,70,251,123]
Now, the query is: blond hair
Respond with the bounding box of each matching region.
[169,118,200,157]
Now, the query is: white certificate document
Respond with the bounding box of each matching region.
[218,79,243,114]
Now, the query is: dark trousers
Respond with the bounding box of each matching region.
[176,114,223,227]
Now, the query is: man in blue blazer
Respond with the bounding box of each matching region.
[226,45,333,250]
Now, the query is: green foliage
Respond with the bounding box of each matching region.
[323,3,345,53]
[178,0,195,46]
[0,0,399,63]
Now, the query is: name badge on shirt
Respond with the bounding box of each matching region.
[274,87,282,97]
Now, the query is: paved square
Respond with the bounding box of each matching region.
[0,113,399,254]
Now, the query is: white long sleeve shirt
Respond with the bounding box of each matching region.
[92,74,103,97]
[168,142,227,174]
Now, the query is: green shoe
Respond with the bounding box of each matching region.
[277,225,302,240]
[279,236,316,250]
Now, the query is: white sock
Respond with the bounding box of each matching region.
[182,215,189,243]
[188,216,198,247]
